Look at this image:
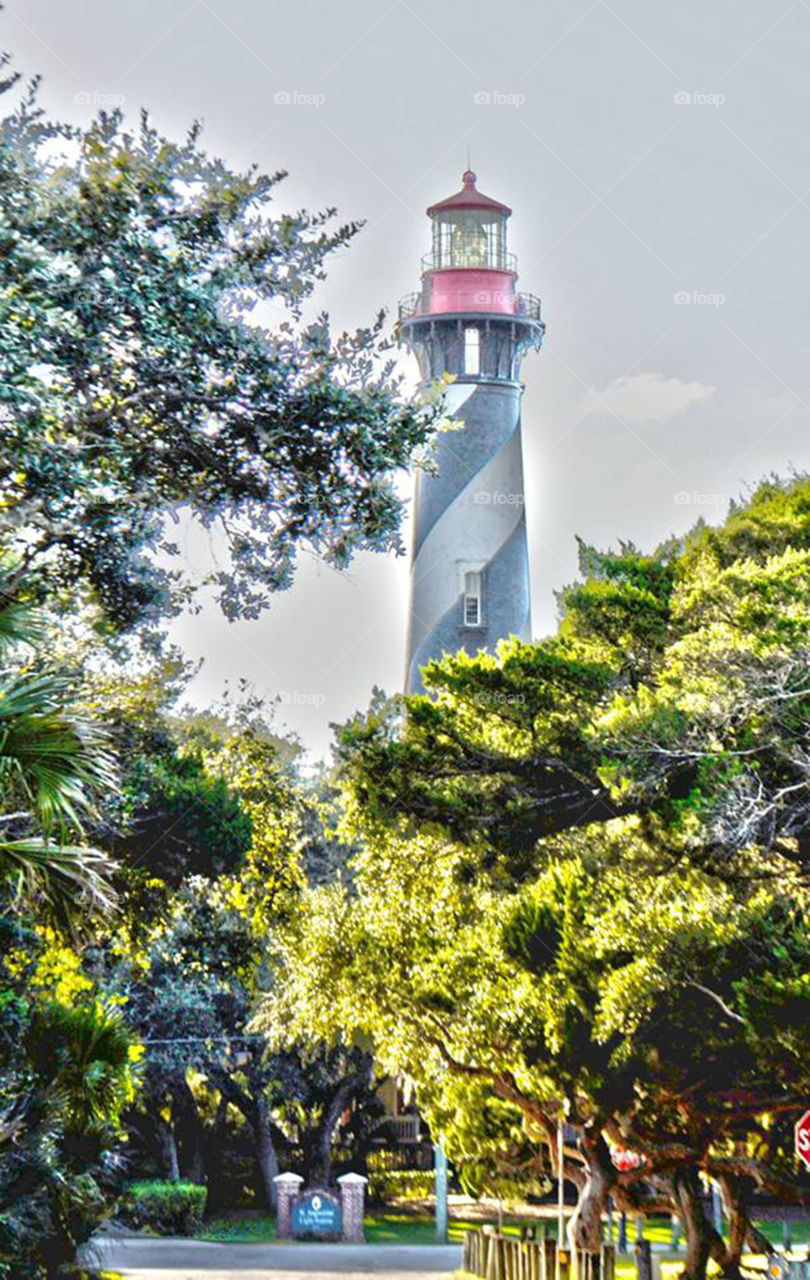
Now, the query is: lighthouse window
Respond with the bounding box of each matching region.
[464,571,482,626]
[450,212,490,267]
[464,327,480,375]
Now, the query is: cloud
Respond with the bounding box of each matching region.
[580,373,715,424]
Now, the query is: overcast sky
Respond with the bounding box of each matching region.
[10,0,810,758]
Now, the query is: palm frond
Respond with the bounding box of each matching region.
[0,593,44,657]
[0,670,117,832]
[32,1001,136,1132]
[0,838,118,932]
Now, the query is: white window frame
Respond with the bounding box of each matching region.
[462,568,483,628]
[464,326,480,376]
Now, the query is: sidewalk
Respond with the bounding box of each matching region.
[83,1235,463,1277]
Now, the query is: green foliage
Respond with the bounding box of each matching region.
[30,1000,136,1134]
[338,473,810,879]
[0,954,140,1280]
[366,1167,434,1204]
[266,792,810,1270]
[0,577,117,932]
[0,69,440,631]
[114,747,253,885]
[121,1180,207,1236]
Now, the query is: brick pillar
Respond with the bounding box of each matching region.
[337,1172,368,1243]
[273,1172,303,1239]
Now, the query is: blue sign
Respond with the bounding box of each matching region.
[291,1189,342,1239]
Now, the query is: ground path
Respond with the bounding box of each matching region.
[84,1236,463,1279]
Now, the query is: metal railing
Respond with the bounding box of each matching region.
[398,291,542,325]
[393,1114,421,1144]
[398,292,423,323]
[516,292,543,321]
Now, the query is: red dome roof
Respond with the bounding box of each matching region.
[427,170,512,218]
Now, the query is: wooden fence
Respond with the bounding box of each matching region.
[462,1229,616,1280]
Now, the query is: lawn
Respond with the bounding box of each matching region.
[198,1211,485,1244]
[198,1209,810,1249]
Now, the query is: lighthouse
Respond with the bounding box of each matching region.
[399,170,545,694]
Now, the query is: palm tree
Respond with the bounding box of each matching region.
[32,999,136,1133]
[0,576,118,931]
[1,998,139,1277]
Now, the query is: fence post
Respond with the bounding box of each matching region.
[635,1239,652,1280]
[617,1214,627,1254]
[601,1243,615,1280]
[485,1230,496,1280]
[670,1216,681,1252]
[544,1236,556,1280]
[494,1234,506,1280]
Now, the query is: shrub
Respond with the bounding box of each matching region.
[367,1168,434,1204]
[120,1181,207,1236]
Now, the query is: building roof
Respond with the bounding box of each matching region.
[427,170,512,218]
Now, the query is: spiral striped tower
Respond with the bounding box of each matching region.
[399,170,545,694]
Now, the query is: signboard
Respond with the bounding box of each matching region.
[795,1109,810,1171]
[291,1189,342,1239]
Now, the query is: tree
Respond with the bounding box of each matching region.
[336,475,810,882]
[263,800,810,1278]
[0,575,117,932]
[311,476,810,1279]
[0,914,139,1280]
[0,65,442,629]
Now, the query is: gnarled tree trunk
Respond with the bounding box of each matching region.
[173,1074,205,1184]
[157,1115,180,1182]
[569,1127,617,1253]
[719,1174,746,1278]
[254,1092,279,1211]
[672,1168,727,1280]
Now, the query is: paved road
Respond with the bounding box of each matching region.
[84,1236,463,1279]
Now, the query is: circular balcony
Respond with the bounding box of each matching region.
[398,290,542,325]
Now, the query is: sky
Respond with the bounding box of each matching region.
[9,0,810,759]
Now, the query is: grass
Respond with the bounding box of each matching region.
[198,1213,277,1243]
[754,1220,810,1246]
[199,1210,474,1244]
[198,1209,678,1247]
[198,1208,810,1250]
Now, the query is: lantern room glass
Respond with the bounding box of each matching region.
[431,210,507,269]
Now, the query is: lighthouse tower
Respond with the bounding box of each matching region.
[399,170,545,694]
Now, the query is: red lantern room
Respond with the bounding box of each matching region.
[399,171,542,335]
[423,170,516,315]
